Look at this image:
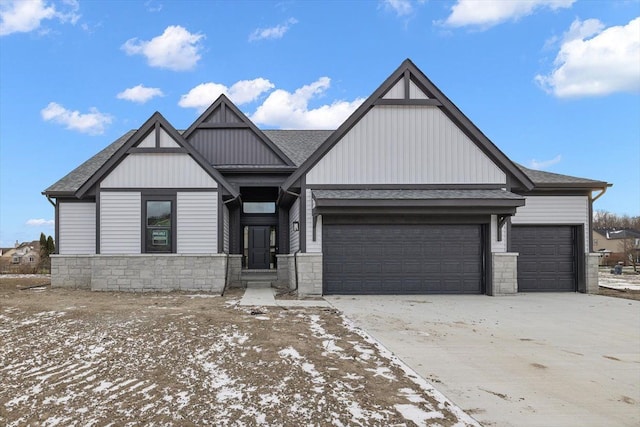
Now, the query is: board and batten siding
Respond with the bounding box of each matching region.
[306,106,506,185]
[100,153,218,188]
[58,202,96,254]
[137,128,181,149]
[305,189,322,253]
[512,196,590,253]
[100,192,141,254]
[176,192,218,253]
[289,198,300,253]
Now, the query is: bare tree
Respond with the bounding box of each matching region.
[594,210,640,230]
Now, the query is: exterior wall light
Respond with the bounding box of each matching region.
[293,221,300,232]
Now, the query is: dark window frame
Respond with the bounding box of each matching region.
[142,194,177,254]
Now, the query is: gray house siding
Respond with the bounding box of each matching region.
[306,106,507,185]
[176,192,218,253]
[100,153,218,189]
[58,202,96,254]
[100,192,141,254]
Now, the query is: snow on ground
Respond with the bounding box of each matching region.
[599,271,640,291]
[0,290,478,426]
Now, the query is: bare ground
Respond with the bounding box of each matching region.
[0,276,476,427]
[598,270,640,301]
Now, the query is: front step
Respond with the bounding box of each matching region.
[241,269,277,288]
[246,281,272,289]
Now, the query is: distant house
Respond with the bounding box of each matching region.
[44,59,611,295]
[11,241,40,265]
[0,241,41,271]
[593,228,640,266]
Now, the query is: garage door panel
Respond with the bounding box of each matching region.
[403,262,421,274]
[362,262,381,274]
[383,261,402,274]
[512,225,576,292]
[323,223,483,294]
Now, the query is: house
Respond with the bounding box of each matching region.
[0,241,40,271]
[593,228,640,266]
[12,241,39,265]
[43,59,610,295]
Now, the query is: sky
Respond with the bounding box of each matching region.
[0,0,639,247]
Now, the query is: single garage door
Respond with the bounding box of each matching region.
[323,224,483,294]
[511,225,577,292]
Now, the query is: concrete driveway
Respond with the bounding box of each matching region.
[327,294,640,427]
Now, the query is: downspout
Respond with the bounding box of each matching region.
[294,250,301,291]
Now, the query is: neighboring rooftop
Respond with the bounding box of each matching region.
[594,228,640,239]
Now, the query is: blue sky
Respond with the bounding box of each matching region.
[1,0,639,247]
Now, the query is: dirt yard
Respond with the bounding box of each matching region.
[0,276,476,427]
[598,270,640,301]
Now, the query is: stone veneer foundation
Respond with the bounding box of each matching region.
[51,254,227,293]
[490,252,518,296]
[585,253,600,294]
[295,253,323,296]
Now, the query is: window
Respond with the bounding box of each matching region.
[144,199,173,253]
[243,202,275,214]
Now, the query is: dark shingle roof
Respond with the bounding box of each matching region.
[44,131,136,195]
[263,130,333,166]
[594,228,640,239]
[516,164,607,187]
[313,189,524,200]
[43,127,607,197]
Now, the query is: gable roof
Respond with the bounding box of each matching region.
[43,129,332,198]
[282,58,535,191]
[45,112,238,198]
[43,130,135,196]
[516,164,609,190]
[182,94,295,167]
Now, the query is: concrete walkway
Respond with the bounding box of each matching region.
[327,293,640,427]
[239,287,331,308]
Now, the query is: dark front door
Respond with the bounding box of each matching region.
[248,226,270,269]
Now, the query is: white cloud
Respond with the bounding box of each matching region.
[249,18,297,41]
[529,154,562,170]
[1,0,54,36]
[0,0,80,36]
[41,102,112,135]
[117,84,164,103]
[443,0,574,29]
[26,219,54,227]
[535,17,640,98]
[122,25,204,71]
[250,77,365,129]
[179,78,275,112]
[144,0,163,13]
[382,0,414,17]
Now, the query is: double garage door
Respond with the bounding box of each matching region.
[511,225,578,292]
[323,224,484,294]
